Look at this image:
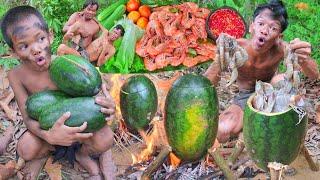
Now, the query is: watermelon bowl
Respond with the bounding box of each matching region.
[243,94,308,171]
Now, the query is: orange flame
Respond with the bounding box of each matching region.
[131,131,154,165]
[130,119,170,164]
[107,74,124,117]
[169,153,181,169]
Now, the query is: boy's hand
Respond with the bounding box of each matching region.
[46,112,93,146]
[289,38,312,64]
[95,83,116,122]
[63,32,74,43]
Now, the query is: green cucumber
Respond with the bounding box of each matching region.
[102,5,126,30]
[97,0,128,22]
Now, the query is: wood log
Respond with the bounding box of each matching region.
[141,146,171,180]
[302,144,319,171]
[208,148,236,180]
[227,140,245,165]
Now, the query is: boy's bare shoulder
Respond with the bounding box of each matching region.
[70,12,82,19]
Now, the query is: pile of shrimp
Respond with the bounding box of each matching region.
[135,2,215,71]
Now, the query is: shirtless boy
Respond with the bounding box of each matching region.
[57,0,124,66]
[204,0,319,143]
[57,0,100,59]
[86,24,124,66]
[1,6,116,179]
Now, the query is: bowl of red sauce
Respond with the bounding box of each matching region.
[206,7,247,41]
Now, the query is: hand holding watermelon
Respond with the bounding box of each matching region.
[95,83,116,122]
[45,112,93,146]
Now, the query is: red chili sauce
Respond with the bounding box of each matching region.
[208,8,246,39]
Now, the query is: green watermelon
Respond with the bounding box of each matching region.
[39,97,105,133]
[243,94,307,170]
[165,74,219,162]
[120,75,158,131]
[49,55,102,97]
[26,90,70,120]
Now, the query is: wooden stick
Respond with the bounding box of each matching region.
[302,145,319,171]
[208,148,236,180]
[201,157,250,179]
[141,146,171,180]
[227,140,245,165]
[138,130,148,144]
[0,90,15,121]
[268,162,284,180]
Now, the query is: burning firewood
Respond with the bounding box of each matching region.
[141,146,171,180]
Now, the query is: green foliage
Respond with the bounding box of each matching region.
[0,56,20,70]
[0,3,20,70]
[30,0,85,53]
[283,1,320,69]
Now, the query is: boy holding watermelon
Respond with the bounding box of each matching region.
[1,5,116,179]
[204,0,319,143]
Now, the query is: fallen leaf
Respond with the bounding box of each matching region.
[44,156,62,180]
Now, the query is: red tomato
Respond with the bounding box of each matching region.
[127,0,140,12]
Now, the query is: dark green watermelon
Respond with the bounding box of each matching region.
[39,97,105,133]
[26,90,70,120]
[120,75,158,131]
[165,74,219,162]
[49,55,102,97]
[243,94,307,170]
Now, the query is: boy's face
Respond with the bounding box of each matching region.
[83,4,97,20]
[10,15,52,71]
[250,9,283,52]
[109,28,122,41]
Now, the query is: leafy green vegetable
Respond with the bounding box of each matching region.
[113,18,145,73]
[132,55,147,73]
